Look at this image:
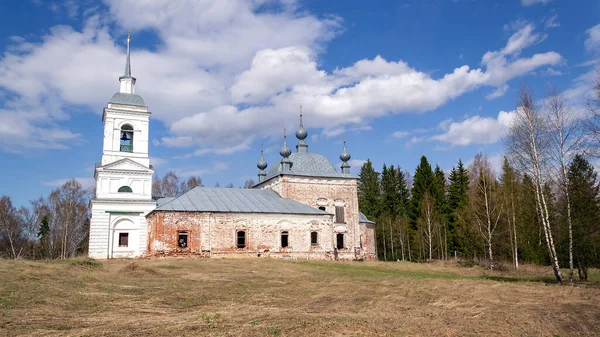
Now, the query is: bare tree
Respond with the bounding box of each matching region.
[506,85,564,282]
[546,88,583,283]
[0,196,27,258]
[419,194,436,261]
[243,179,255,189]
[180,175,203,194]
[153,171,182,198]
[468,154,501,270]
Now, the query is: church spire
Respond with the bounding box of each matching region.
[124,30,131,77]
[119,30,136,94]
[296,105,308,153]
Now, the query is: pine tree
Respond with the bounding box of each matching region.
[447,159,469,256]
[37,215,51,259]
[358,159,381,221]
[381,164,398,217]
[394,166,411,260]
[499,157,520,269]
[518,174,546,264]
[433,165,449,259]
[410,156,436,228]
[567,154,600,280]
[410,156,437,261]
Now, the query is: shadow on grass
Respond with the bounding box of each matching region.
[296,261,468,280]
[480,275,557,284]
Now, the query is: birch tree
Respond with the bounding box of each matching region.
[506,85,564,282]
[419,194,436,261]
[468,153,502,270]
[0,196,26,259]
[546,88,583,283]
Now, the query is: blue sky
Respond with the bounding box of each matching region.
[1,0,600,206]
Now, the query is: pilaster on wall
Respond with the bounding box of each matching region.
[89,209,110,259]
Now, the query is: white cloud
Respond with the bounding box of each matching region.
[544,14,560,29]
[521,0,552,6]
[391,131,410,139]
[41,177,95,189]
[430,110,515,147]
[405,136,425,148]
[0,2,562,156]
[544,68,563,76]
[585,24,600,53]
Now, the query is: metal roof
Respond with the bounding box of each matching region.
[109,92,146,106]
[264,152,355,181]
[156,197,175,207]
[359,212,375,224]
[155,187,330,215]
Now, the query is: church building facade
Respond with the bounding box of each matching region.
[88,35,376,261]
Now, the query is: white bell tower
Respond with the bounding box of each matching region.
[89,32,156,259]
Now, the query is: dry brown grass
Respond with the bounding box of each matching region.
[0,258,598,336]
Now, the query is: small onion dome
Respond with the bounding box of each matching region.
[296,125,307,140]
[296,106,308,140]
[257,150,267,170]
[340,140,351,162]
[280,131,292,158]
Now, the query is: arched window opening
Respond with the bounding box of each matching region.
[318,206,326,211]
[120,124,134,152]
[311,231,318,246]
[118,186,133,193]
[281,231,289,248]
[336,233,344,249]
[237,230,246,249]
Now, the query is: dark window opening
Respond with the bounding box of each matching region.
[237,230,246,249]
[178,231,188,248]
[119,233,129,247]
[311,231,318,245]
[281,231,289,248]
[336,233,344,249]
[118,186,133,193]
[335,206,345,223]
[318,206,326,211]
[120,124,134,152]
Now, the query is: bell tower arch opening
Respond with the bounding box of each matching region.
[120,124,134,152]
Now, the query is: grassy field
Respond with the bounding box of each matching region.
[0,258,599,336]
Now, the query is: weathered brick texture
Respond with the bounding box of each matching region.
[146,175,376,261]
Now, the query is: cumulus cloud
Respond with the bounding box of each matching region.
[430,110,515,147]
[0,1,562,156]
[585,24,600,53]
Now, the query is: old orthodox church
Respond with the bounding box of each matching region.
[88,35,376,261]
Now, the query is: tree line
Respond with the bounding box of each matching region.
[359,83,600,283]
[0,180,89,260]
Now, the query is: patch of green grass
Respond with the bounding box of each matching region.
[200,313,220,324]
[265,326,281,336]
